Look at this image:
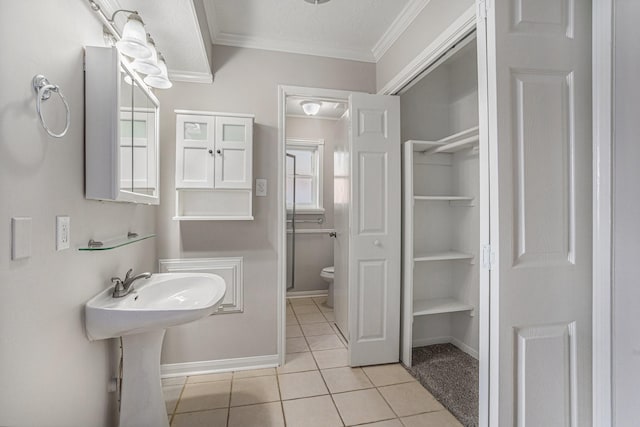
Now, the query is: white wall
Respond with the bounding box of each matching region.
[376,0,474,93]
[613,0,640,424]
[0,2,157,426]
[285,117,336,293]
[155,45,375,364]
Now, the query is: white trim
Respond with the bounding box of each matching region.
[168,70,213,84]
[174,109,255,118]
[377,5,476,95]
[411,336,479,360]
[372,0,432,61]
[160,354,279,378]
[278,85,352,369]
[286,290,329,298]
[202,0,220,43]
[593,0,614,425]
[214,32,376,63]
[286,114,340,121]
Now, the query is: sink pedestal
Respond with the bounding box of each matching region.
[119,330,168,427]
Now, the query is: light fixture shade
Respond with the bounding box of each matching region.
[116,13,152,59]
[301,101,322,116]
[130,36,161,75]
[144,56,172,89]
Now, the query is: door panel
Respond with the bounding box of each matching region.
[175,115,215,189]
[215,116,253,189]
[482,0,591,425]
[348,93,400,366]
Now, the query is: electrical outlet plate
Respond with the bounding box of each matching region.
[56,216,70,251]
[256,179,267,197]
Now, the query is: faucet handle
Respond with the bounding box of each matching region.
[124,268,134,280]
[111,277,123,286]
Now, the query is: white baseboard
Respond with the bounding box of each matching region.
[412,336,479,360]
[161,354,279,378]
[286,290,328,298]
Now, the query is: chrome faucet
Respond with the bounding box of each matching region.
[111,268,152,298]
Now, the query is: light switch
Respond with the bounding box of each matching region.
[11,217,32,260]
[56,216,70,251]
[256,179,267,197]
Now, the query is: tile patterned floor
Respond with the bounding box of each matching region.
[163,296,462,426]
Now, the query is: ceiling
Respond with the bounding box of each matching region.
[286,96,347,120]
[204,0,429,62]
[96,0,213,83]
[93,0,430,83]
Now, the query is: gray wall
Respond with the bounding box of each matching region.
[286,117,337,293]
[156,45,375,364]
[613,0,640,423]
[376,0,473,93]
[0,1,157,426]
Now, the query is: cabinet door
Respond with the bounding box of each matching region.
[175,115,215,189]
[214,116,253,189]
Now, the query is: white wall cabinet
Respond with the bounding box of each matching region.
[174,110,254,220]
[85,46,160,205]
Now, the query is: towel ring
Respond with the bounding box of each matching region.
[32,75,70,138]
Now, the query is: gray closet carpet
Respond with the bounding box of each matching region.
[407,344,478,427]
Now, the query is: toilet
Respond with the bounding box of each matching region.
[320,266,334,308]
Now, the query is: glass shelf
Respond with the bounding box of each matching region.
[78,233,156,251]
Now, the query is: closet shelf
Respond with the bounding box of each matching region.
[413,297,474,316]
[408,126,480,154]
[414,251,474,262]
[414,196,474,202]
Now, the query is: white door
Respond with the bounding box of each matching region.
[480,0,592,425]
[175,115,215,189]
[333,112,351,338]
[348,93,401,366]
[214,116,253,189]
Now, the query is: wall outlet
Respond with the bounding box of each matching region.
[256,179,267,197]
[56,216,70,251]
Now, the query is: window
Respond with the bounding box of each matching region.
[286,139,324,213]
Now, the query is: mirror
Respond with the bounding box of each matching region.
[85,46,160,205]
[119,64,159,200]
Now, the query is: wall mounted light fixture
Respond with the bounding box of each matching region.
[88,0,172,89]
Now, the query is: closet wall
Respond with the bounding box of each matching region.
[285,117,335,292]
[401,41,480,359]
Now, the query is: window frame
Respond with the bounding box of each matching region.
[285,138,325,214]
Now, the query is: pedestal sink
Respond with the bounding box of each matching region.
[85,273,226,427]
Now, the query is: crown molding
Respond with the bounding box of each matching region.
[213,32,376,63]
[202,0,220,43]
[372,0,432,61]
[168,70,214,84]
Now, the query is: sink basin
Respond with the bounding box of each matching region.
[84,272,226,427]
[85,272,226,341]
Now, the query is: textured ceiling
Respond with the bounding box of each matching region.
[204,0,413,62]
[97,0,213,83]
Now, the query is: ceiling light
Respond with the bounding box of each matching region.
[144,53,173,89]
[116,13,152,59]
[304,0,332,4]
[301,101,322,116]
[130,35,161,76]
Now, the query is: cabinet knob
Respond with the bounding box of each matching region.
[217,149,222,154]
[208,149,213,155]
[373,240,381,247]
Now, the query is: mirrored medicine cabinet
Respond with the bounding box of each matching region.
[85,46,160,204]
